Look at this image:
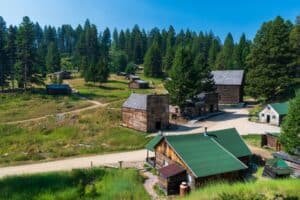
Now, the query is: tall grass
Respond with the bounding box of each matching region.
[0,107,150,165]
[0,90,91,123]
[182,179,300,200]
[0,168,150,200]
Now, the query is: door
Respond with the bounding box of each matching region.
[155,121,161,130]
[266,115,270,123]
[209,105,214,112]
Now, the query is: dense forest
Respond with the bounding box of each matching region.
[0,15,299,101]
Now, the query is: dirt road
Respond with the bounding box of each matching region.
[0,149,152,178]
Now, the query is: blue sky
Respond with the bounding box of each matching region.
[0,0,299,41]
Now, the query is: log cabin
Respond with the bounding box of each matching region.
[212,70,244,104]
[145,128,252,194]
[122,93,169,133]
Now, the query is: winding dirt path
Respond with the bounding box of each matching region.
[3,98,107,125]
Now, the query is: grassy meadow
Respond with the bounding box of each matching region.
[0,107,150,165]
[67,74,166,104]
[0,89,92,123]
[0,167,150,200]
[182,179,300,200]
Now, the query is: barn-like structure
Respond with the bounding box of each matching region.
[146,128,252,193]
[122,93,169,133]
[128,80,149,89]
[212,70,244,104]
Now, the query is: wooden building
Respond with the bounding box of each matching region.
[126,74,140,81]
[212,70,244,104]
[259,102,288,126]
[146,128,252,192]
[46,84,72,95]
[122,93,169,133]
[261,132,282,151]
[128,80,149,89]
[169,92,219,119]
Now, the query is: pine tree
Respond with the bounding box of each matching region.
[0,16,7,91]
[162,26,175,72]
[208,38,221,69]
[246,16,293,100]
[143,41,162,77]
[216,33,234,69]
[118,30,126,51]
[132,25,143,64]
[96,58,109,84]
[193,53,215,94]
[15,16,37,90]
[165,47,195,109]
[112,28,118,48]
[6,25,17,90]
[233,33,251,69]
[289,16,300,78]
[280,92,300,154]
[46,42,61,73]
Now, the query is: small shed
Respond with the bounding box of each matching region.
[262,158,291,178]
[273,152,300,178]
[126,74,140,81]
[128,80,149,89]
[259,102,288,126]
[261,132,281,151]
[46,84,72,95]
[158,163,187,195]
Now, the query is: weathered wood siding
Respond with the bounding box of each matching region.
[122,107,147,132]
[146,95,169,132]
[216,85,242,104]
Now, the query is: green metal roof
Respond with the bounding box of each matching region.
[209,128,252,158]
[145,135,163,151]
[266,158,291,175]
[270,102,289,115]
[165,134,248,178]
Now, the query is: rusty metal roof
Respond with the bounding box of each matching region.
[158,163,186,178]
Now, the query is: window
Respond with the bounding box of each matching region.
[187,174,192,185]
[272,115,276,119]
[175,108,179,113]
[267,106,271,110]
[163,160,168,167]
[262,114,265,117]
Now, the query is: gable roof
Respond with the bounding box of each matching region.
[208,128,252,158]
[122,93,148,110]
[212,70,244,85]
[145,135,163,151]
[145,128,251,178]
[270,102,288,116]
[166,134,247,178]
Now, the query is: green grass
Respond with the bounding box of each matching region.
[0,107,150,165]
[242,134,261,148]
[182,179,300,200]
[0,89,91,123]
[0,167,150,200]
[67,74,165,103]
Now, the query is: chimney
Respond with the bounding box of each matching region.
[204,127,208,136]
